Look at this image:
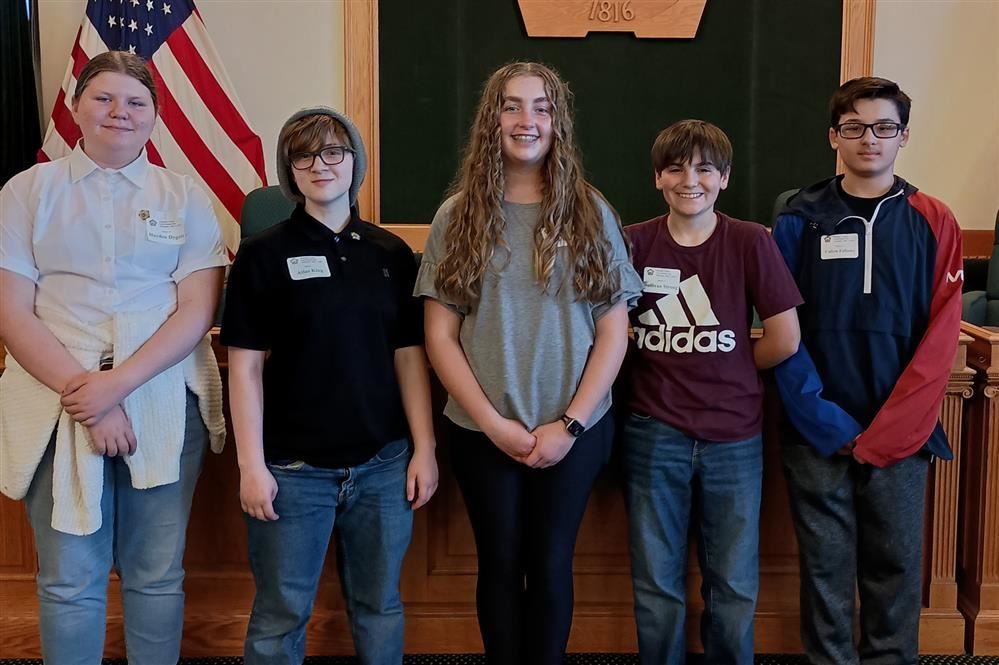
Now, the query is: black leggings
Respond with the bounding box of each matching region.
[448,412,614,665]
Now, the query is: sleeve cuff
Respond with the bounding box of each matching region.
[172,255,230,283]
[593,260,644,320]
[0,260,40,283]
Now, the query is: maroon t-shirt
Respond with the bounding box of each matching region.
[625,213,803,441]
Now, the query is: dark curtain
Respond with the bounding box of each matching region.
[1,0,43,187]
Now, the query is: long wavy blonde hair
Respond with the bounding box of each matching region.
[435,62,621,305]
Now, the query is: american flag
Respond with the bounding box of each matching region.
[38,0,266,255]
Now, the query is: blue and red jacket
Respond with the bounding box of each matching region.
[772,175,963,467]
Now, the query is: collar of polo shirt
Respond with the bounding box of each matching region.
[291,204,366,242]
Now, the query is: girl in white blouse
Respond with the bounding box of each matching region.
[0,51,227,664]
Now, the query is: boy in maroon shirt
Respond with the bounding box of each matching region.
[622,120,802,665]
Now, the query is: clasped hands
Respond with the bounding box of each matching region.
[835,438,869,465]
[60,369,136,457]
[485,416,575,469]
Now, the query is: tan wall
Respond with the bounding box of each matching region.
[874,0,999,230]
[38,1,998,230]
[38,0,345,186]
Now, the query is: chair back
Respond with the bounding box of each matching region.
[240,186,295,240]
[985,209,999,324]
[986,210,999,297]
[771,188,799,227]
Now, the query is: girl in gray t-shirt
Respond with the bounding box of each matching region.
[415,61,641,665]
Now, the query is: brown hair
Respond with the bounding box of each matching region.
[651,119,733,175]
[278,114,353,158]
[830,76,911,127]
[73,51,158,112]
[276,114,353,197]
[435,61,622,305]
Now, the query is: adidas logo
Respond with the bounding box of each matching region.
[634,274,736,354]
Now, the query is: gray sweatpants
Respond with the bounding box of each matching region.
[781,439,929,665]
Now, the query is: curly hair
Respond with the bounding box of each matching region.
[435,62,621,305]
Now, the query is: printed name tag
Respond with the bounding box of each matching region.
[820,234,859,260]
[643,267,681,295]
[139,209,186,245]
[287,256,331,280]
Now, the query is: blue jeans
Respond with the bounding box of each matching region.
[622,414,762,665]
[244,438,414,665]
[24,391,207,665]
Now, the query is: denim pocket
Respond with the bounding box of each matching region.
[373,438,410,463]
[630,412,654,422]
[268,460,306,471]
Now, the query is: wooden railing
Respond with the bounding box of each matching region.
[958,322,999,654]
[0,331,994,656]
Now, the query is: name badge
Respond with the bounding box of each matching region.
[820,234,859,260]
[643,267,681,295]
[140,209,186,245]
[287,256,331,280]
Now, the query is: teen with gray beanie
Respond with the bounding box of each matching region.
[220,106,438,665]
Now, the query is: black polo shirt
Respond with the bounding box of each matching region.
[220,205,423,468]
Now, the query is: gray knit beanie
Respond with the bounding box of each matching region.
[276,105,367,207]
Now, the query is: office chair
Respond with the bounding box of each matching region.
[962,209,999,326]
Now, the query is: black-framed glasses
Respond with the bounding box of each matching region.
[834,121,905,139]
[290,146,355,170]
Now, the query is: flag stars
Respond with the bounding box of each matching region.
[162,2,171,14]
[108,15,117,27]
[130,0,139,5]
[144,23,153,35]
[128,19,138,31]
[128,45,136,54]
[146,0,153,10]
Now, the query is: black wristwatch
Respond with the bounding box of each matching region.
[561,414,585,437]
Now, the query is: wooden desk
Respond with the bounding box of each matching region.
[0,333,977,656]
[958,322,999,654]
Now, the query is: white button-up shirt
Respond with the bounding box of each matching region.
[1,144,229,325]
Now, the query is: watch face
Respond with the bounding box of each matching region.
[566,419,585,437]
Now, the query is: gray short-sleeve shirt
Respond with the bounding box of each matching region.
[415,195,642,431]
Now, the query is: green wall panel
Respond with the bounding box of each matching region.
[379,0,841,227]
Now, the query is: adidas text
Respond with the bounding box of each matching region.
[634,325,737,353]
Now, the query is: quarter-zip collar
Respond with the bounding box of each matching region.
[783,175,917,295]
[782,174,916,235]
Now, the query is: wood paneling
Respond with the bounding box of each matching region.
[0,332,977,657]
[836,0,875,176]
[374,228,995,260]
[964,230,996,259]
[515,0,707,39]
[840,0,876,83]
[344,0,378,225]
[958,322,999,654]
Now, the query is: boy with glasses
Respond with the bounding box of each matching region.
[773,77,963,663]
